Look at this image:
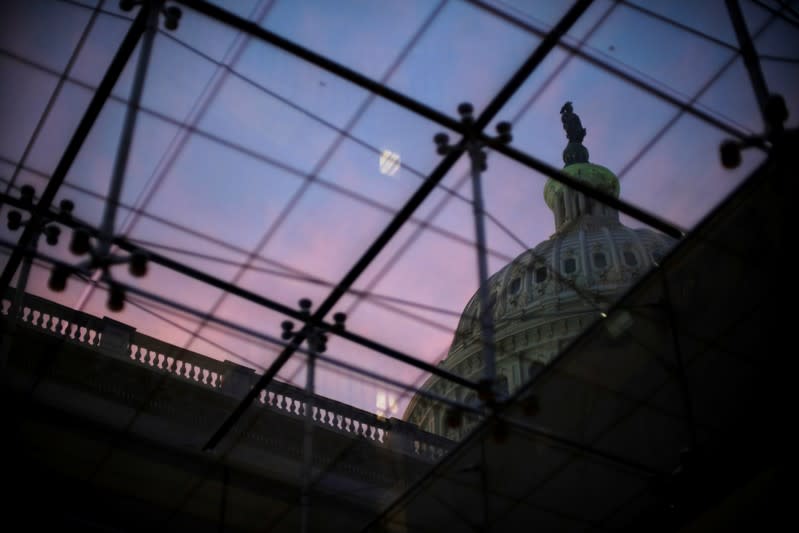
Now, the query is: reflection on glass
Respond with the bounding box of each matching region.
[376,389,399,419]
[379,149,401,176]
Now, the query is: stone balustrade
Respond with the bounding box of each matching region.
[1,288,452,461]
[129,330,227,389]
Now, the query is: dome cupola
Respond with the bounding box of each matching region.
[544,102,621,233]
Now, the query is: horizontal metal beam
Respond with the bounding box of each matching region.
[0,192,479,393]
[0,236,482,420]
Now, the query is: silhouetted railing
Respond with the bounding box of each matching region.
[1,288,452,461]
[129,330,226,388]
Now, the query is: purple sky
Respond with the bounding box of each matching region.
[1,0,797,414]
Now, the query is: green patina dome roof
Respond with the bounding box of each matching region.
[544,162,620,210]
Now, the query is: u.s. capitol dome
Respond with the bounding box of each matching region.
[405,103,674,438]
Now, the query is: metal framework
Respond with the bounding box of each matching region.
[1,0,792,529]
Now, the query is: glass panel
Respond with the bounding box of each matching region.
[0,0,94,72]
[0,56,58,165]
[384,0,540,115]
[619,113,765,229]
[584,2,733,98]
[0,0,787,529]
[263,0,443,81]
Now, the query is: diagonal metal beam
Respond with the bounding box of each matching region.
[202,0,596,451]
[487,141,684,238]
[0,191,479,392]
[0,7,148,295]
[177,0,682,240]
[725,0,771,125]
[175,0,466,134]
[466,0,755,143]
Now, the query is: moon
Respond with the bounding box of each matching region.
[379,150,401,176]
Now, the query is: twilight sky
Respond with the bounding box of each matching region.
[1,0,797,415]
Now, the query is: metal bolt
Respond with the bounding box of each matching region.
[496,121,513,144]
[70,228,92,256]
[281,320,295,340]
[333,312,347,330]
[20,185,35,205]
[7,211,22,230]
[48,265,69,292]
[163,5,182,30]
[720,140,741,169]
[44,225,60,246]
[129,250,148,277]
[59,199,74,216]
[108,283,125,312]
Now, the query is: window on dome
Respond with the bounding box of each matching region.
[496,375,509,395]
[593,252,607,268]
[623,251,638,266]
[534,266,547,283]
[509,277,521,295]
[564,257,577,274]
[464,391,477,406]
